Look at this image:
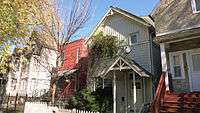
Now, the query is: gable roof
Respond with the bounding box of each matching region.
[86,6,154,43]
[88,55,152,78]
[151,0,200,38]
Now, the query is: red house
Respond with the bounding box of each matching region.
[57,39,88,100]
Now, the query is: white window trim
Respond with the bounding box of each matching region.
[129,32,139,45]
[169,51,185,79]
[191,0,200,13]
[76,48,81,63]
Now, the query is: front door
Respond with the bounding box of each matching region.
[188,49,200,91]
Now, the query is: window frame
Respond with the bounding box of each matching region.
[169,52,185,79]
[190,53,200,73]
[60,51,65,66]
[191,0,200,13]
[129,32,139,45]
[76,48,81,63]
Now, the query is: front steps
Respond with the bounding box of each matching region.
[160,92,200,113]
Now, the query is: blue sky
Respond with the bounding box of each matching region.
[66,0,160,41]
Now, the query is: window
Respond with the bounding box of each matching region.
[60,52,64,66]
[192,0,200,13]
[191,54,200,72]
[14,59,20,71]
[77,48,81,63]
[20,79,27,91]
[11,79,17,91]
[129,32,139,45]
[22,61,30,74]
[33,44,43,55]
[169,52,185,79]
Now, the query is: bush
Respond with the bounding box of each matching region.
[65,88,112,113]
[66,89,99,111]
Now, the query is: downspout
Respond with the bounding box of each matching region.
[149,27,155,101]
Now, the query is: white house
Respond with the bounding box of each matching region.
[6,40,57,98]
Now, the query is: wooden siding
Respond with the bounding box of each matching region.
[98,14,152,73]
[152,0,200,34]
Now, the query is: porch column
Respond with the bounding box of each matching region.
[160,43,169,91]
[132,72,136,112]
[113,71,117,113]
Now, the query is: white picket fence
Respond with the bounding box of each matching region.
[24,102,99,113]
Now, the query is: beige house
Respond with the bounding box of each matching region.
[87,7,161,113]
[152,0,200,93]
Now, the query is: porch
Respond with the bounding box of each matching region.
[160,37,200,92]
[99,56,153,113]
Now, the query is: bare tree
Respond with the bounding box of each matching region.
[27,0,91,103]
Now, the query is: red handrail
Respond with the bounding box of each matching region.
[58,81,75,100]
[150,73,166,113]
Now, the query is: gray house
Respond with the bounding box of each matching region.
[87,7,161,113]
[152,0,200,93]
[149,0,200,112]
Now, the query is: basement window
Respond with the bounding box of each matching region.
[192,0,200,13]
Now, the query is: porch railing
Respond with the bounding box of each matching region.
[150,73,166,113]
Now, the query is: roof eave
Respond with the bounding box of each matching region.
[86,7,152,44]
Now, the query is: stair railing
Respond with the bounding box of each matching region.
[58,81,75,100]
[150,73,166,113]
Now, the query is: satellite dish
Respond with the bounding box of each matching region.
[124,45,131,54]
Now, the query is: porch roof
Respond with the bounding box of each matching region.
[89,56,152,78]
[58,69,77,77]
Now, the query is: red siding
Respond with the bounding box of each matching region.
[57,39,88,100]
[59,39,88,71]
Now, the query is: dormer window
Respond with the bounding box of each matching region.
[192,0,200,13]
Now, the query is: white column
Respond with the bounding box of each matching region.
[93,78,96,91]
[113,71,117,113]
[124,73,127,113]
[132,72,136,112]
[142,78,146,103]
[160,43,169,91]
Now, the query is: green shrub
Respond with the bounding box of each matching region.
[65,88,112,113]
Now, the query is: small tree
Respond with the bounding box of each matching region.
[87,32,120,87]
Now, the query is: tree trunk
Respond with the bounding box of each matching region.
[52,83,57,104]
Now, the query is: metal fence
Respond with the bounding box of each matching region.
[1,93,27,113]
